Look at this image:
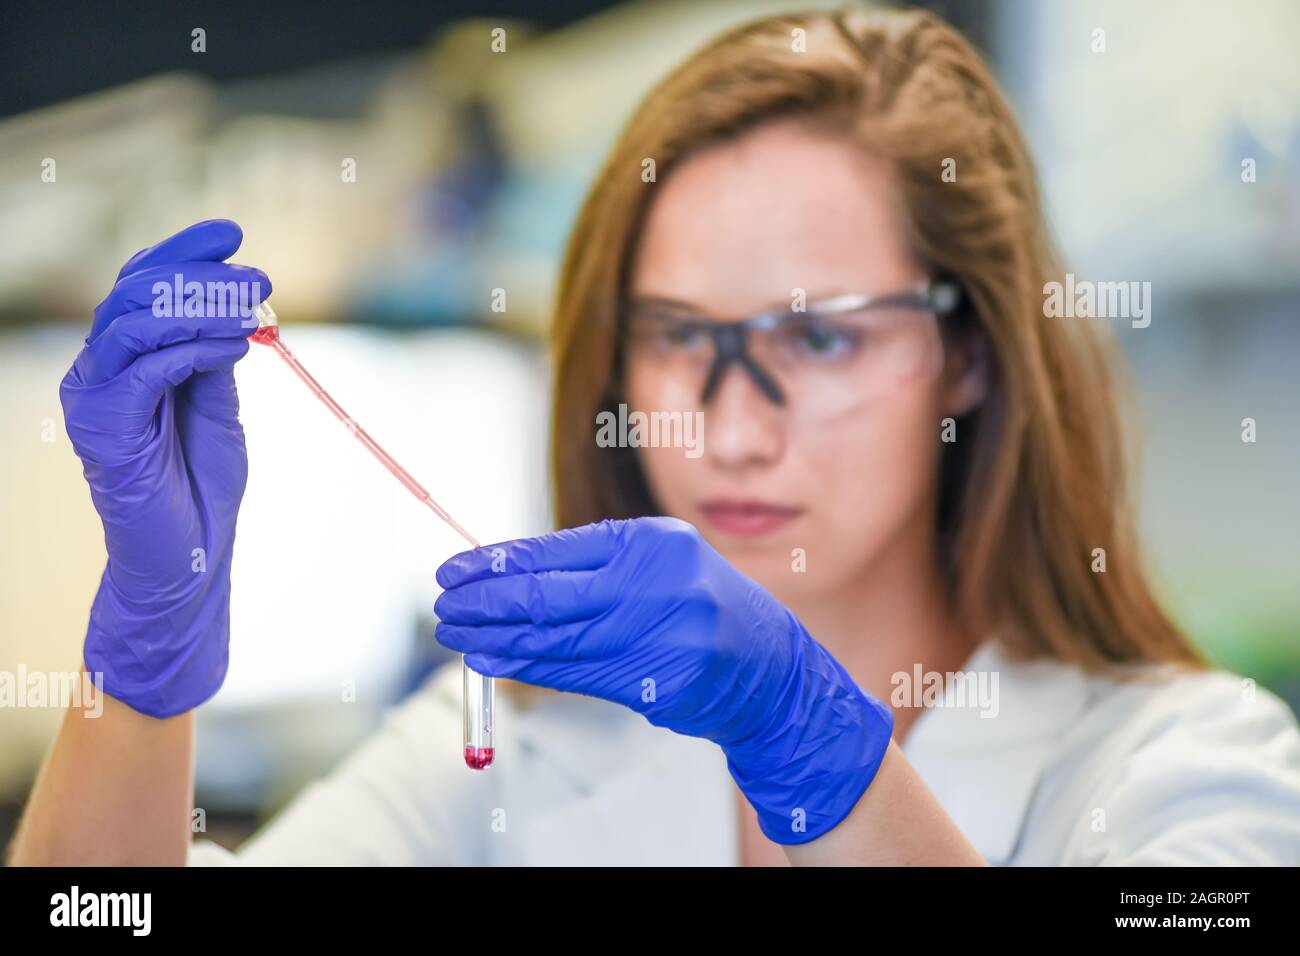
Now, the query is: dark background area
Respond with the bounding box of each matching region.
[0,0,618,118]
[0,0,993,120]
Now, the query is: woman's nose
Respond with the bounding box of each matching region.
[702,363,786,469]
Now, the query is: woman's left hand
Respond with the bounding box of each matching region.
[434,516,894,844]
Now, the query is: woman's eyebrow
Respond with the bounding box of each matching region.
[625,294,700,313]
[627,292,843,314]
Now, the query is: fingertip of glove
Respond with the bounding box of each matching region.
[197,217,242,234]
[234,263,272,298]
[439,542,500,588]
[435,556,464,590]
[188,218,244,251]
[433,587,466,625]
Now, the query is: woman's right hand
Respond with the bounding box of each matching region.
[60,219,269,718]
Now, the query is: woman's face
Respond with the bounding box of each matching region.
[625,118,977,605]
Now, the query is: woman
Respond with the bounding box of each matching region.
[13,5,1300,866]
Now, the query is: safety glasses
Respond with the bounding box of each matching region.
[623,279,962,425]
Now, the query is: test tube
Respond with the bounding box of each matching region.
[463,662,495,770]
[250,301,496,771]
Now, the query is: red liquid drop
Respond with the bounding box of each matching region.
[464,746,495,771]
[250,324,280,345]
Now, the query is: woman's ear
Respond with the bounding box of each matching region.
[942,330,990,418]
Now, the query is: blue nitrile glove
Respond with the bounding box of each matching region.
[434,516,895,845]
[60,219,269,718]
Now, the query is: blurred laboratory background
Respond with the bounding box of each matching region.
[1,0,1297,852]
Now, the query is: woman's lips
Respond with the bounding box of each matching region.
[699,500,803,537]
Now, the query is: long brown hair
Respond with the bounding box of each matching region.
[548,4,1202,673]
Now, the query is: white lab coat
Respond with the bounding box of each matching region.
[188,640,1300,865]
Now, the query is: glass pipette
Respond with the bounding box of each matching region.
[248,302,496,771]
